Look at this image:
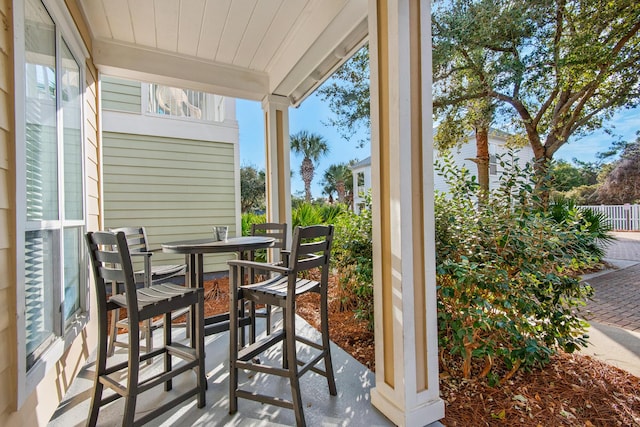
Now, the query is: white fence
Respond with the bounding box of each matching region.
[580,204,640,231]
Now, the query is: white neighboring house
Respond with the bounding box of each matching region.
[351,130,535,212]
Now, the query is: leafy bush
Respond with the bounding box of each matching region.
[546,196,614,259]
[292,203,324,228]
[435,152,596,384]
[241,212,265,236]
[319,203,347,224]
[332,193,374,329]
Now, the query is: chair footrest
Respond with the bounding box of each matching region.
[238,330,285,362]
[235,389,294,410]
[166,342,197,361]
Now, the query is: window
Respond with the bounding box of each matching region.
[145,83,225,122]
[489,144,498,176]
[21,0,86,373]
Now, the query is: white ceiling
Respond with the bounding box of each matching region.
[78,0,368,105]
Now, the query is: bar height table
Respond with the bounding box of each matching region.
[162,236,275,336]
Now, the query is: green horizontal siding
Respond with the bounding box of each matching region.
[104,131,237,272]
[101,76,141,113]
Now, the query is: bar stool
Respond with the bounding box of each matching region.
[228,225,336,427]
[85,231,205,427]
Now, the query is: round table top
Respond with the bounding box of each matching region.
[161,235,275,255]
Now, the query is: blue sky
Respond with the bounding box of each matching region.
[238,95,639,198]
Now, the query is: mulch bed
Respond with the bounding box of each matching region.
[118,275,640,426]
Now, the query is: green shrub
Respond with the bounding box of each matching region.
[435,152,594,383]
[292,203,323,228]
[332,193,374,329]
[319,203,347,224]
[241,212,265,236]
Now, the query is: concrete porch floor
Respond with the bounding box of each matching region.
[47,313,397,427]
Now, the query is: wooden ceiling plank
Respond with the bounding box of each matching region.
[249,0,308,70]
[216,0,256,65]
[196,0,232,61]
[79,0,112,39]
[102,0,135,43]
[178,0,207,57]
[128,0,156,47]
[233,0,282,69]
[154,0,179,52]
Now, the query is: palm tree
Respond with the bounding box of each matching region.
[290,130,330,202]
[322,162,353,204]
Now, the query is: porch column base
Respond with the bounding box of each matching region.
[371,388,445,427]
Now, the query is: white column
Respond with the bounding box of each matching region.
[262,94,292,248]
[369,1,445,425]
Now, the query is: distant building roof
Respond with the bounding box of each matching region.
[350,157,371,169]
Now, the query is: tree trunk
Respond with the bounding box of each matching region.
[301,158,315,202]
[474,126,490,199]
[336,180,346,203]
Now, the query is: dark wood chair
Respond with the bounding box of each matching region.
[229,225,336,427]
[85,231,205,427]
[108,226,187,356]
[248,222,288,340]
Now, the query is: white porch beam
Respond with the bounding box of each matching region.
[92,39,269,101]
[262,94,293,249]
[368,0,445,425]
[270,0,369,105]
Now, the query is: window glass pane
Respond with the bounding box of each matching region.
[61,40,83,220]
[25,0,58,221]
[63,227,81,321]
[25,230,56,366]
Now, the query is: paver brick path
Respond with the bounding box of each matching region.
[583,232,640,332]
[584,264,640,332]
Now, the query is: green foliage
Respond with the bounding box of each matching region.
[331,192,373,329]
[240,165,266,213]
[546,196,614,259]
[435,152,598,382]
[241,212,265,236]
[319,204,347,224]
[433,0,640,166]
[550,160,591,192]
[321,162,355,204]
[291,203,324,228]
[317,45,370,146]
[290,130,330,202]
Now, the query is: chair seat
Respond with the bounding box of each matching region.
[241,276,320,301]
[110,283,198,320]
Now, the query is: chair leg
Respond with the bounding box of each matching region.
[108,307,119,356]
[164,312,173,392]
[320,290,337,395]
[87,311,110,427]
[266,305,272,335]
[124,322,141,426]
[282,307,288,370]
[285,305,306,427]
[195,291,206,408]
[229,268,239,414]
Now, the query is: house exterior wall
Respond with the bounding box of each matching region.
[434,135,535,193]
[101,78,240,273]
[103,132,238,272]
[101,76,141,113]
[351,162,372,213]
[2,0,102,425]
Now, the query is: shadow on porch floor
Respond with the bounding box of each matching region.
[47,312,395,426]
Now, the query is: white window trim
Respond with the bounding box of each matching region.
[14,0,90,408]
